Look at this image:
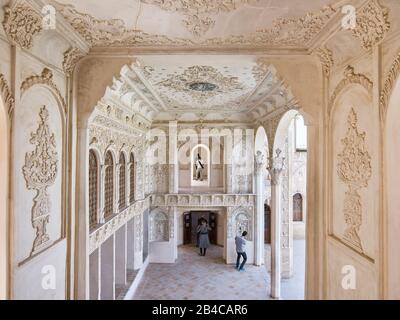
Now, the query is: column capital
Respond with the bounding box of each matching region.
[267,148,285,185]
[255,150,266,176]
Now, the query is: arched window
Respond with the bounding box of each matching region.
[293,193,303,221]
[129,153,135,204]
[104,151,114,219]
[119,153,126,211]
[295,115,307,152]
[89,150,99,228]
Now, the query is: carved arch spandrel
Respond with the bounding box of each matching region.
[380,52,400,121]
[0,74,14,119]
[20,68,67,116]
[328,66,373,117]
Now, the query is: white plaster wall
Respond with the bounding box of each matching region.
[0,93,8,299]
[149,240,176,263]
[13,240,67,300]
[385,76,400,299]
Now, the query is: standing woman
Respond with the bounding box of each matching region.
[197,219,211,256]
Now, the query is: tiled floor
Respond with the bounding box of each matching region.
[133,242,305,300]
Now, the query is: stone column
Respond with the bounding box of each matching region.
[268,150,285,299]
[169,121,179,193]
[115,164,121,213]
[254,151,266,266]
[76,126,90,300]
[99,164,106,224]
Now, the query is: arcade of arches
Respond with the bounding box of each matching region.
[1,0,400,300]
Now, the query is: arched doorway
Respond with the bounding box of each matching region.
[264,204,271,244]
[293,193,303,222]
[0,90,10,299]
[385,71,400,299]
[272,110,308,299]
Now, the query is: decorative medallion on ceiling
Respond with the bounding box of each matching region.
[157,65,244,102]
[142,0,256,37]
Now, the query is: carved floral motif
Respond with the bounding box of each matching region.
[314,46,334,77]
[380,52,400,120]
[337,108,371,253]
[143,0,254,37]
[0,74,14,118]
[149,209,169,242]
[21,68,67,114]
[329,66,373,115]
[351,0,390,50]
[23,107,58,255]
[63,47,86,75]
[156,65,244,104]
[2,4,42,49]
[52,1,336,48]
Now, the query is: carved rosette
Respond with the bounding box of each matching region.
[337,108,371,252]
[2,4,42,49]
[23,106,58,255]
[351,0,390,50]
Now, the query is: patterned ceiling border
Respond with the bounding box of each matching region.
[51,1,338,48]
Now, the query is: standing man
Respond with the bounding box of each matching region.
[195,153,204,181]
[235,231,248,272]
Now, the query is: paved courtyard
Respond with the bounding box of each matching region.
[133,241,305,300]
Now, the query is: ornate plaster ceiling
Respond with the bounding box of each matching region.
[51,0,341,48]
[106,55,295,123]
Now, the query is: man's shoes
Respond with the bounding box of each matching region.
[239,268,246,272]
[235,266,239,270]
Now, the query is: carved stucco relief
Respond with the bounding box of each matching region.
[135,212,143,252]
[2,3,42,49]
[52,1,336,48]
[63,47,86,76]
[314,46,334,77]
[380,52,400,120]
[0,73,15,119]
[149,209,169,242]
[229,207,253,240]
[22,106,58,255]
[337,108,372,253]
[142,0,254,37]
[21,68,67,114]
[351,0,390,51]
[329,66,373,116]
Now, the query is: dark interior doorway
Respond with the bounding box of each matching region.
[264,204,271,244]
[293,193,303,221]
[183,211,218,245]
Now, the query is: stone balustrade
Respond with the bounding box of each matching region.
[151,193,256,208]
[89,196,151,253]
